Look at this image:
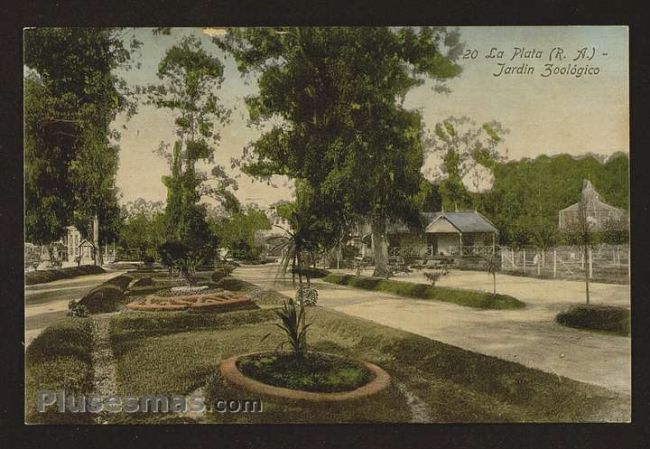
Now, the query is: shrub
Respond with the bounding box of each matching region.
[67,300,90,318]
[323,274,525,309]
[212,264,236,282]
[556,305,630,336]
[291,267,330,278]
[296,286,318,306]
[214,276,251,292]
[132,277,154,288]
[78,274,134,314]
[25,265,105,285]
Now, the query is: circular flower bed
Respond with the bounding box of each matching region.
[126,287,255,312]
[220,351,390,402]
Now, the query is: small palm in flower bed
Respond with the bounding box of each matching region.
[297,286,318,306]
[424,270,447,286]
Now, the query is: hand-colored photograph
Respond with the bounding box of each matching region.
[23,26,629,424]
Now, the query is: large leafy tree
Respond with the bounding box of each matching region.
[147,34,230,266]
[217,27,463,276]
[428,116,507,212]
[24,28,139,263]
[118,198,166,260]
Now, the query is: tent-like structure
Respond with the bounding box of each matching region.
[558,180,626,231]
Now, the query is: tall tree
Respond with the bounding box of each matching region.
[24,28,139,263]
[147,34,230,266]
[428,116,507,212]
[217,27,463,276]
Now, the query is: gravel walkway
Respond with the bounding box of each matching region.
[91,313,119,424]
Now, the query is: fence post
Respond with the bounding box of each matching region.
[537,251,541,276]
[553,249,557,278]
[512,248,516,270]
[522,248,526,273]
[588,247,593,279]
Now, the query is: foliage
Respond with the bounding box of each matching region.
[296,286,319,306]
[323,274,524,309]
[556,305,630,337]
[78,274,134,313]
[24,28,139,248]
[67,300,90,318]
[148,34,229,265]
[481,153,629,247]
[208,204,271,258]
[217,27,464,278]
[268,299,310,358]
[237,352,372,393]
[118,198,166,260]
[24,264,105,285]
[428,116,507,211]
[423,271,447,286]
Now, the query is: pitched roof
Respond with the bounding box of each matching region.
[426,211,498,234]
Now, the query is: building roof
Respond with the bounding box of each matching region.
[426,211,499,234]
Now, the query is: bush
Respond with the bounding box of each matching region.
[291,267,330,278]
[556,305,630,336]
[214,276,251,292]
[78,274,134,314]
[25,265,105,285]
[25,318,95,424]
[67,300,90,317]
[132,277,154,288]
[212,264,236,282]
[323,274,525,309]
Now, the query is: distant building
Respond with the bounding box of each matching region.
[25,225,116,270]
[558,180,627,231]
[351,209,499,259]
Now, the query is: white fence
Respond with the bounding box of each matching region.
[500,244,629,283]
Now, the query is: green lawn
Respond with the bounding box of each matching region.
[323,273,525,309]
[25,318,96,424]
[108,304,628,423]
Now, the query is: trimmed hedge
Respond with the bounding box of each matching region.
[323,274,525,310]
[556,305,630,336]
[78,274,134,314]
[25,318,95,424]
[213,276,253,292]
[291,267,330,278]
[25,265,105,285]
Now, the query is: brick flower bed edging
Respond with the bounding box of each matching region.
[220,352,391,402]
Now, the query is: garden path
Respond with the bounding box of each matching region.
[233,264,631,396]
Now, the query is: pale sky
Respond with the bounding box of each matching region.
[112,26,628,207]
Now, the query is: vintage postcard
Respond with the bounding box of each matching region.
[24,26,629,424]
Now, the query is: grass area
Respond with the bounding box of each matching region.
[556,305,630,337]
[25,265,105,285]
[78,274,134,313]
[323,273,525,309]
[108,302,627,423]
[25,317,95,424]
[237,352,374,393]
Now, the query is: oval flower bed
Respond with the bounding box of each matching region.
[220,351,391,402]
[126,287,256,312]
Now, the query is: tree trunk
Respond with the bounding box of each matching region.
[584,243,590,305]
[371,216,391,278]
[493,272,496,294]
[93,214,103,266]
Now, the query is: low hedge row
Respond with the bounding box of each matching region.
[25,265,105,285]
[78,274,134,314]
[323,274,525,310]
[25,318,95,424]
[556,305,630,336]
[291,267,330,278]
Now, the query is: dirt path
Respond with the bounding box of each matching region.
[91,313,119,424]
[394,382,432,423]
[233,265,630,396]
